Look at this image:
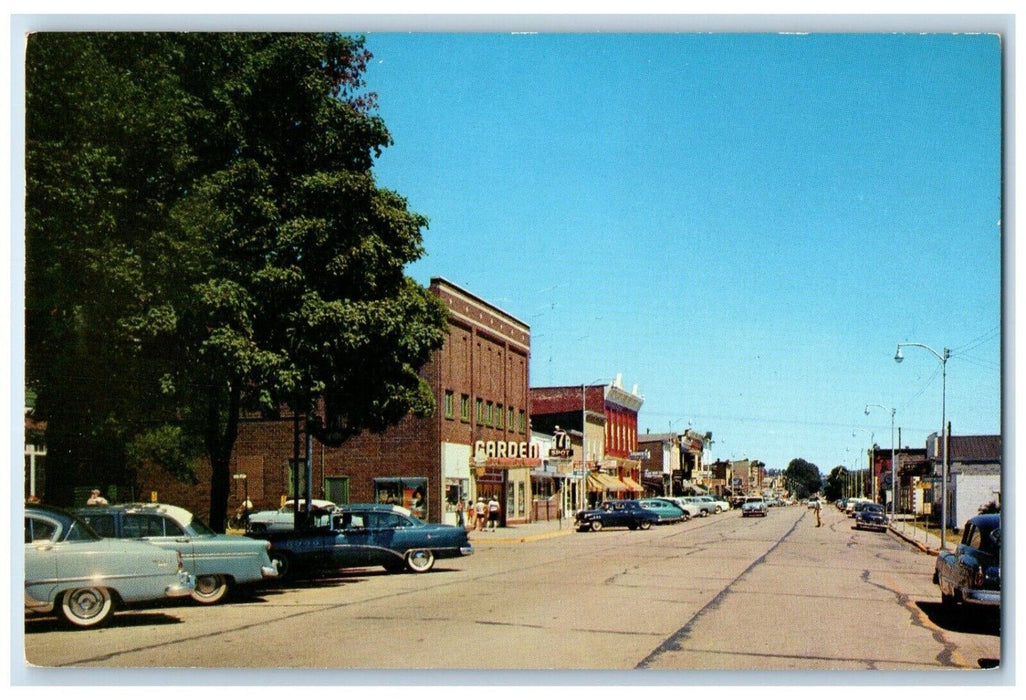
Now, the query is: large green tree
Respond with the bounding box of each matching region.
[26,33,448,529]
[782,458,822,500]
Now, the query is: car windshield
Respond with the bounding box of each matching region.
[186,515,216,535]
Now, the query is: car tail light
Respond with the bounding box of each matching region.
[264,541,272,551]
[974,566,984,587]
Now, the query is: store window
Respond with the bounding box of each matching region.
[373,477,428,520]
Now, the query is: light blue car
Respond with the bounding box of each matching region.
[25,504,194,628]
[638,498,689,523]
[76,502,277,604]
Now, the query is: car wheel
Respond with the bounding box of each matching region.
[638,520,652,530]
[715,506,723,514]
[405,549,435,573]
[270,551,293,580]
[683,513,691,522]
[590,520,604,532]
[191,574,229,604]
[701,510,709,517]
[60,586,114,628]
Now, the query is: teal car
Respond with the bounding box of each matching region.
[639,498,689,523]
[25,504,195,628]
[76,502,278,604]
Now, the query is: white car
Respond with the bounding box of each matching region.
[245,499,336,534]
[695,495,731,513]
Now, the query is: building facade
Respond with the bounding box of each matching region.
[530,377,644,510]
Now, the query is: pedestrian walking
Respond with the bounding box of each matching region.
[474,497,487,531]
[456,498,466,529]
[487,496,500,531]
[813,498,822,527]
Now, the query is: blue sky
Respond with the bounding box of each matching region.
[362,31,1002,474]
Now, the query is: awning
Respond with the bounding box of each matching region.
[620,476,644,492]
[587,472,627,493]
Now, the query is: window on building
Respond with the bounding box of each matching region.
[485,401,494,427]
[496,403,504,430]
[444,390,455,419]
[461,394,471,423]
[518,409,526,434]
[476,398,484,425]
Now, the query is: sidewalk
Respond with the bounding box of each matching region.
[887,518,945,555]
[466,517,575,544]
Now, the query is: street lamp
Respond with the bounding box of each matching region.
[865,403,896,520]
[895,342,951,550]
[852,428,874,499]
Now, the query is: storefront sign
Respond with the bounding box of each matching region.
[474,440,540,461]
[630,450,651,461]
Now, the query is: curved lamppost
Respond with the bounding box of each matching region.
[895,343,951,550]
[865,404,896,520]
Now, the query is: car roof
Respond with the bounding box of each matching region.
[338,503,413,516]
[77,502,196,525]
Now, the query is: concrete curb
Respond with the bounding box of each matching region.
[888,524,940,556]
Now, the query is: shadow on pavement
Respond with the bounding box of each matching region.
[915,600,1001,637]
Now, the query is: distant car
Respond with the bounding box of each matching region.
[933,514,1000,609]
[678,496,716,517]
[657,496,701,519]
[575,500,660,532]
[853,502,888,531]
[76,502,277,604]
[25,504,195,628]
[638,498,688,523]
[256,503,472,578]
[845,498,871,516]
[245,499,337,534]
[741,497,768,517]
[694,495,730,513]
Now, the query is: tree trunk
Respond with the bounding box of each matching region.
[205,382,240,532]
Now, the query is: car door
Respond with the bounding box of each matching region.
[332,511,369,569]
[24,515,60,610]
[127,513,201,575]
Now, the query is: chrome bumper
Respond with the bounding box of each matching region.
[165,572,195,598]
[460,544,474,556]
[262,564,279,578]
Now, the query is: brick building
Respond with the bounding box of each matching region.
[138,277,535,526]
[530,377,644,509]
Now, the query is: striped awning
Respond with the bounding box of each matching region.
[620,476,644,492]
[587,472,627,493]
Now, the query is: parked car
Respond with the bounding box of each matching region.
[694,495,730,513]
[256,503,472,578]
[933,514,1001,609]
[657,496,701,519]
[245,499,337,534]
[25,504,195,628]
[678,496,716,517]
[741,497,768,517]
[76,502,278,604]
[638,498,688,523]
[845,498,871,516]
[854,503,888,531]
[575,500,660,532]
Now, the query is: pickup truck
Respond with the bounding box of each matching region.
[933,513,1001,609]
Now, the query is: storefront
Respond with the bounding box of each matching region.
[473,439,540,525]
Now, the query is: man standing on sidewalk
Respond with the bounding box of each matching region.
[813,498,822,527]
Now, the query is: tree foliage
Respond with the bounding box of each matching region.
[26,33,448,529]
[783,458,822,499]
[823,466,849,502]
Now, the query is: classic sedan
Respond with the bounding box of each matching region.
[257,504,473,578]
[741,497,768,517]
[854,503,888,531]
[934,514,1000,609]
[25,504,195,628]
[575,500,660,532]
[76,503,277,604]
[245,499,337,534]
[638,498,689,523]
[694,495,731,513]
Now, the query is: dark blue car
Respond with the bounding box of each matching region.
[257,504,473,578]
[575,500,660,532]
[933,513,1000,608]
